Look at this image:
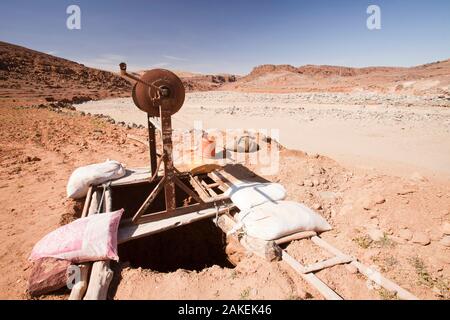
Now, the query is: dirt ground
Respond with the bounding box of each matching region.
[0,105,448,300]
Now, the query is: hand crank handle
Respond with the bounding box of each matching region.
[119,62,162,93]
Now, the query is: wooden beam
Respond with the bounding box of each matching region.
[281,251,343,300]
[81,186,93,218]
[132,176,166,223]
[274,231,317,245]
[118,205,234,244]
[84,186,114,300]
[311,236,419,300]
[83,261,114,300]
[301,255,354,274]
[350,261,419,300]
[190,176,211,201]
[217,214,341,300]
[68,263,91,300]
[69,189,101,300]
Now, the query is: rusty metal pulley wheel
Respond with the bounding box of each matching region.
[132,69,185,117]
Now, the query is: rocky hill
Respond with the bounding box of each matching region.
[0,41,132,106]
[223,60,450,96]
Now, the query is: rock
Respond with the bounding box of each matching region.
[362,195,385,210]
[369,211,378,219]
[27,257,71,297]
[411,232,431,246]
[22,156,41,163]
[345,264,358,274]
[442,222,450,235]
[439,236,450,247]
[312,179,320,187]
[430,230,444,241]
[398,228,413,241]
[319,191,338,201]
[312,203,322,210]
[367,228,384,242]
[303,179,313,187]
[374,196,386,205]
[390,235,407,244]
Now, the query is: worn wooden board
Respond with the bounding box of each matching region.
[118,205,234,244]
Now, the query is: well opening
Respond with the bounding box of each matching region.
[110,176,200,221]
[110,176,233,272]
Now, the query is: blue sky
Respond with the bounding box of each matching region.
[1,0,449,74]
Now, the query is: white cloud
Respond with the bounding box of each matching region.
[163,55,188,61]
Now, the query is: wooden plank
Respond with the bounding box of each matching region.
[202,179,218,196]
[207,172,229,193]
[69,189,101,300]
[217,214,341,300]
[132,176,166,223]
[110,168,160,186]
[88,189,101,215]
[190,176,210,201]
[84,186,114,300]
[83,262,114,300]
[311,236,419,300]
[301,255,354,274]
[81,186,93,218]
[274,231,317,245]
[281,251,343,300]
[68,263,91,300]
[211,170,234,187]
[350,261,419,300]
[311,236,353,261]
[118,205,234,244]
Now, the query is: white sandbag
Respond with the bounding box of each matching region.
[224,182,286,211]
[66,160,126,199]
[236,201,332,241]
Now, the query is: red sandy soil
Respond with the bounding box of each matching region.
[0,105,448,300]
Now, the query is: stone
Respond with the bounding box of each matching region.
[374,196,386,205]
[411,232,431,246]
[390,236,407,244]
[398,228,413,241]
[27,257,71,297]
[312,179,320,186]
[439,236,450,247]
[312,203,322,210]
[367,228,384,242]
[303,179,313,187]
[362,195,385,210]
[442,222,450,235]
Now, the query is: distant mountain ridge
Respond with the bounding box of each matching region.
[227,60,450,95]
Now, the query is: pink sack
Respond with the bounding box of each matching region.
[29,209,124,263]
